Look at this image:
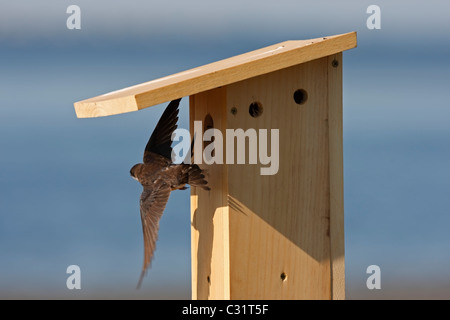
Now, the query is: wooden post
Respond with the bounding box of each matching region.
[73,32,356,299]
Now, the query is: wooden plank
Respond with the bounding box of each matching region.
[189,87,230,299]
[74,32,356,118]
[226,58,331,299]
[327,53,345,300]
[189,57,346,299]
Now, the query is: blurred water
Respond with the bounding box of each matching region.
[0,33,449,299]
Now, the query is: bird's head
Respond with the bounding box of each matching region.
[130,163,142,182]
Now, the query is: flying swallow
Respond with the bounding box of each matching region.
[130,98,210,289]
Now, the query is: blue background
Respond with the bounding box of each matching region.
[1,1,449,299]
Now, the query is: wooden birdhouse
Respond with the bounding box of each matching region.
[74,32,357,300]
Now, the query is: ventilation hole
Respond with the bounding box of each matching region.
[203,114,214,157]
[293,89,308,105]
[204,114,213,130]
[249,102,263,118]
[231,107,237,115]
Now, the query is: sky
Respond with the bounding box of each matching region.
[1,1,450,299]
[1,1,449,41]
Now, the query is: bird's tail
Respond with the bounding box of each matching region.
[185,164,210,190]
[180,134,210,190]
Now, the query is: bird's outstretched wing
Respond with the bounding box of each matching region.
[143,98,181,163]
[137,181,172,289]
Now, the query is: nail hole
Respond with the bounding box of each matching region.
[249,101,263,118]
[231,107,237,115]
[293,89,308,105]
[332,59,339,68]
[207,276,211,284]
[280,272,287,281]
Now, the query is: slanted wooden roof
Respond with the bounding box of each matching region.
[74,32,356,118]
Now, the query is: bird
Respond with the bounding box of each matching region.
[130,98,210,289]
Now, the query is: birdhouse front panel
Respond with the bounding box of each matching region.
[190,53,344,300]
[227,57,331,300]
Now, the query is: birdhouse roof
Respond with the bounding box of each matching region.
[74,32,356,118]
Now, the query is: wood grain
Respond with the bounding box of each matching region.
[226,58,331,299]
[327,53,345,300]
[74,32,356,118]
[189,55,349,299]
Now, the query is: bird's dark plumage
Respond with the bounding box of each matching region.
[130,98,210,289]
[144,98,180,162]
